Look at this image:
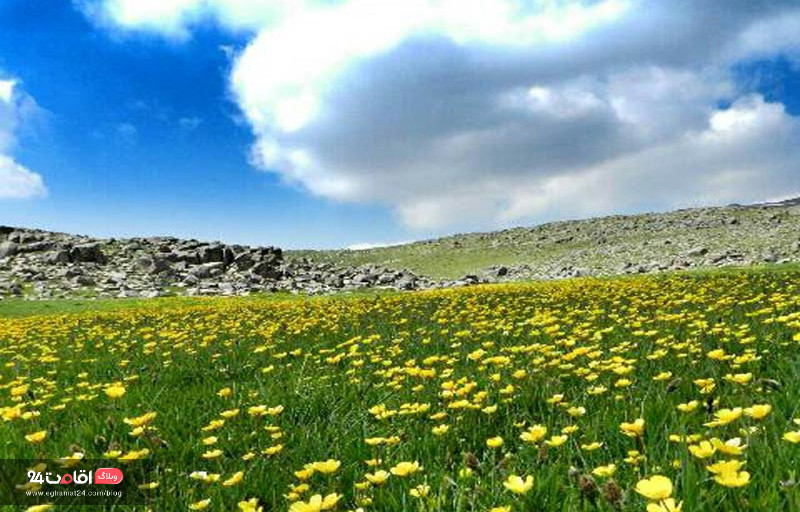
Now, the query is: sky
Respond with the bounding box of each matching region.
[0,0,799,249]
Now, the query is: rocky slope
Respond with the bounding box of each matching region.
[2,198,799,300]
[0,228,432,299]
[291,198,800,280]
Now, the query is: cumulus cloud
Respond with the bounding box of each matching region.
[0,79,47,200]
[83,0,800,229]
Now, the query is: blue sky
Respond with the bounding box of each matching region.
[0,1,799,248]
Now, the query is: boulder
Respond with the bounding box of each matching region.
[70,243,107,263]
[0,241,18,259]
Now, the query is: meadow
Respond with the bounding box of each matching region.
[1,268,800,511]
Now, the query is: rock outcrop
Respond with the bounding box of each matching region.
[0,228,433,299]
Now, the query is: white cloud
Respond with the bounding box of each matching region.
[0,156,47,199]
[347,240,414,250]
[0,78,47,199]
[83,0,800,230]
[77,0,316,37]
[0,80,15,104]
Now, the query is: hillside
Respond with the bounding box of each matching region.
[289,199,800,279]
[1,198,799,300]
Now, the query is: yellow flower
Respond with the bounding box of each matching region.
[220,408,240,418]
[289,493,341,512]
[238,498,263,512]
[310,459,341,474]
[706,459,745,475]
[592,464,617,478]
[260,444,281,455]
[409,484,430,497]
[124,411,157,427]
[713,470,750,488]
[432,424,450,436]
[635,475,673,501]
[782,431,800,443]
[567,406,586,417]
[24,505,54,512]
[503,474,534,494]
[11,384,29,397]
[711,438,746,456]
[138,481,159,490]
[189,499,211,510]
[217,387,232,398]
[104,384,126,398]
[646,498,683,512]
[486,436,504,448]
[743,404,772,420]
[520,424,547,443]
[620,418,645,437]
[390,461,421,476]
[25,430,47,444]
[580,442,603,451]
[676,400,699,413]
[489,507,511,512]
[202,449,223,459]
[365,470,390,485]
[545,435,568,447]
[704,408,743,427]
[222,471,244,486]
[688,441,716,459]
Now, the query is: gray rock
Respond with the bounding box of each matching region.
[686,246,708,257]
[70,243,107,264]
[0,241,18,259]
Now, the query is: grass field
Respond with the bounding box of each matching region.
[1,268,800,511]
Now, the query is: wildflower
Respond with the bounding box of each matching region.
[202,449,223,459]
[311,459,340,474]
[783,431,800,443]
[707,459,745,475]
[545,435,568,447]
[288,493,341,512]
[713,469,750,488]
[25,430,47,444]
[238,498,263,512]
[223,471,244,486]
[217,387,232,398]
[104,384,126,398]
[432,424,450,436]
[390,461,421,476]
[124,412,157,427]
[189,499,211,510]
[743,404,772,420]
[592,464,617,478]
[635,475,673,501]
[620,418,645,437]
[409,484,429,497]
[486,436,504,448]
[24,506,54,512]
[711,438,746,455]
[646,498,683,512]
[704,408,743,427]
[520,424,547,443]
[365,470,390,485]
[503,474,534,494]
[688,441,716,459]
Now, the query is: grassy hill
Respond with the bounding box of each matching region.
[289,200,800,279]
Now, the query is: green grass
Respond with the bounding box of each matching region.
[289,206,800,279]
[1,268,799,511]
